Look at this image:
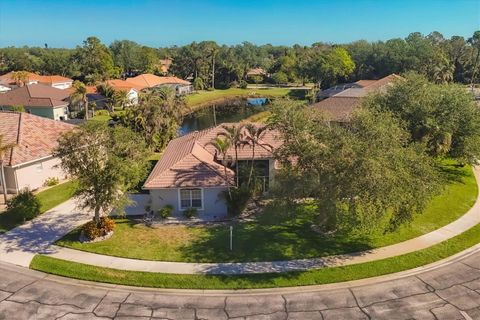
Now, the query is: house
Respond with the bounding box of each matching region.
[143,123,282,219]
[158,59,172,75]
[106,79,142,105]
[0,71,73,91]
[0,111,75,194]
[126,74,193,95]
[0,84,70,120]
[312,74,402,122]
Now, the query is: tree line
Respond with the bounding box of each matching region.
[0,31,479,88]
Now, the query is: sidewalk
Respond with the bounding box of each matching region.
[0,199,90,267]
[44,167,480,275]
[1,167,479,275]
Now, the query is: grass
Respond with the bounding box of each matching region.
[0,180,77,233]
[56,162,477,263]
[186,88,295,109]
[30,221,480,289]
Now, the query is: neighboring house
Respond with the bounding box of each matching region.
[0,111,75,194]
[126,74,193,95]
[106,79,142,105]
[247,67,268,77]
[0,84,71,120]
[143,123,282,219]
[158,59,172,75]
[312,74,401,122]
[0,71,73,90]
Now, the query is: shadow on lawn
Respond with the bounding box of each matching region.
[179,203,374,264]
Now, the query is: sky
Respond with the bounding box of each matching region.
[0,0,479,48]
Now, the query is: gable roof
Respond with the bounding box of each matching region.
[0,111,75,166]
[106,79,142,92]
[143,123,282,189]
[0,84,70,108]
[126,74,191,88]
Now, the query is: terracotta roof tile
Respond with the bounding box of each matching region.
[311,97,362,122]
[0,84,70,108]
[126,74,191,88]
[0,111,75,166]
[143,123,282,189]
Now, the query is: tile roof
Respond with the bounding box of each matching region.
[106,79,143,92]
[311,97,362,122]
[312,74,402,122]
[0,84,70,108]
[0,71,72,86]
[126,74,191,88]
[143,123,282,189]
[0,111,75,166]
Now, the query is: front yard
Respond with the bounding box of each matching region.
[0,180,77,233]
[56,162,477,263]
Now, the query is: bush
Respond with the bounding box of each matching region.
[43,177,59,187]
[110,112,121,121]
[6,189,41,221]
[94,109,109,116]
[223,186,253,216]
[272,71,288,84]
[157,204,174,219]
[82,216,115,240]
[183,207,198,219]
[193,77,205,90]
[239,80,248,89]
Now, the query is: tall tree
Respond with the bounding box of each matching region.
[55,123,149,224]
[208,136,232,196]
[74,37,119,83]
[70,80,89,119]
[218,124,245,186]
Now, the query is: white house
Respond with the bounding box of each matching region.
[0,111,75,194]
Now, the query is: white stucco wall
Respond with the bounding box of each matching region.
[53,106,69,120]
[14,157,68,192]
[149,187,228,219]
[127,89,138,105]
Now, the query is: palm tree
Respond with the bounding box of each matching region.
[244,124,270,187]
[96,83,116,113]
[208,137,232,197]
[70,81,89,120]
[0,134,16,203]
[218,124,245,187]
[113,90,129,110]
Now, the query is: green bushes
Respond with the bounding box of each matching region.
[239,80,248,89]
[94,109,109,117]
[183,207,198,219]
[43,177,59,187]
[157,204,174,219]
[82,217,115,240]
[223,186,253,216]
[6,189,41,221]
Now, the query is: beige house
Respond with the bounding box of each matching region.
[0,111,75,194]
[143,123,282,219]
[0,71,73,90]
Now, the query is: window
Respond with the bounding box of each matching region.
[179,188,203,209]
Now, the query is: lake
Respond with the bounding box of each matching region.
[180,98,268,135]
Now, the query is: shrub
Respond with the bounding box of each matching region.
[157,204,174,219]
[239,80,248,89]
[183,207,198,219]
[193,77,205,90]
[272,71,288,84]
[110,112,121,121]
[82,216,115,240]
[223,186,253,216]
[6,189,41,221]
[95,109,109,116]
[43,177,59,187]
[206,87,215,91]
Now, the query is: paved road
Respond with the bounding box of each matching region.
[2,246,480,319]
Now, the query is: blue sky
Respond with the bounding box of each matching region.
[0,0,479,48]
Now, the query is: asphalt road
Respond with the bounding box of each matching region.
[2,246,480,320]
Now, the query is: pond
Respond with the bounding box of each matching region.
[180,98,269,135]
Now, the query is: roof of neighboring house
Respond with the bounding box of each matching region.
[247,68,267,76]
[0,111,75,166]
[159,59,172,74]
[313,74,402,122]
[311,97,362,122]
[126,74,191,88]
[0,84,70,108]
[143,123,282,189]
[0,71,72,86]
[106,79,142,92]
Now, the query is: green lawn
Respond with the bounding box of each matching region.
[30,220,480,289]
[186,88,296,109]
[0,180,77,233]
[56,162,477,263]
